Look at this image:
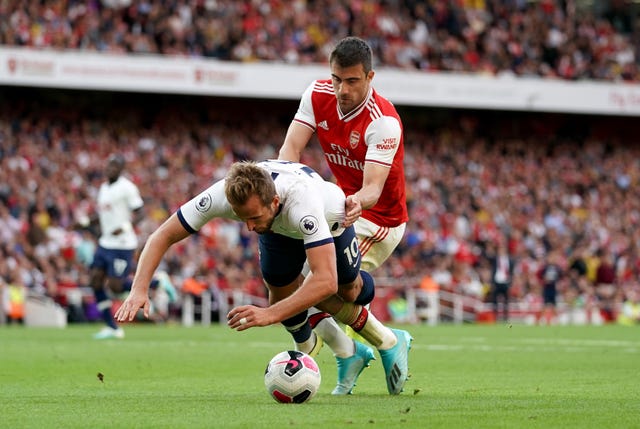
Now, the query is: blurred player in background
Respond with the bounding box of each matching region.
[278,36,410,394]
[115,160,411,395]
[91,154,144,339]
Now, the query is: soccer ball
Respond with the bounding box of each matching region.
[264,350,321,403]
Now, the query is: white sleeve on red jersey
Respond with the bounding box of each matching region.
[292,82,317,131]
[364,115,402,167]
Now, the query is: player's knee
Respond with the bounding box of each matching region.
[337,277,361,303]
[266,276,302,304]
[338,288,359,303]
[106,277,124,293]
[89,271,104,291]
[354,270,375,305]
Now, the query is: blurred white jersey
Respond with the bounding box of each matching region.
[178,160,346,248]
[97,176,144,250]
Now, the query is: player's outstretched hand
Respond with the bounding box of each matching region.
[114,290,151,322]
[343,194,362,227]
[227,305,273,331]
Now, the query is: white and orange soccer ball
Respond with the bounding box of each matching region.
[264,350,321,403]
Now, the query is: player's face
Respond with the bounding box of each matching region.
[330,63,374,114]
[105,159,123,183]
[231,194,279,235]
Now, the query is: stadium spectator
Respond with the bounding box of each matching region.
[537,249,565,325]
[487,238,516,322]
[617,287,640,326]
[4,269,26,324]
[595,250,619,322]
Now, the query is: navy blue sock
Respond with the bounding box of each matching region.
[95,289,118,329]
[281,311,312,343]
[355,270,376,305]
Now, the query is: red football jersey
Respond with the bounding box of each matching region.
[293,79,408,227]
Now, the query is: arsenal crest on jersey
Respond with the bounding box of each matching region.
[349,131,360,149]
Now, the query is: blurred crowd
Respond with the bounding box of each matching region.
[0,0,638,81]
[1,88,639,326]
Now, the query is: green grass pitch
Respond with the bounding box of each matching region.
[1,323,639,429]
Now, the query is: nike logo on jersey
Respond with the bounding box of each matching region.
[317,120,329,130]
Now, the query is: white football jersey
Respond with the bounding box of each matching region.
[178,160,346,247]
[97,176,144,250]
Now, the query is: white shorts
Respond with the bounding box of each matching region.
[355,217,406,272]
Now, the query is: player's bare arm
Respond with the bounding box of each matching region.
[228,243,338,331]
[115,213,190,322]
[343,163,389,227]
[278,121,314,162]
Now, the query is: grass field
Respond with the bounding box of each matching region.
[1,322,639,429]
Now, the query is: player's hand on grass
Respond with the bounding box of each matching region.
[114,290,151,322]
[227,305,273,331]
